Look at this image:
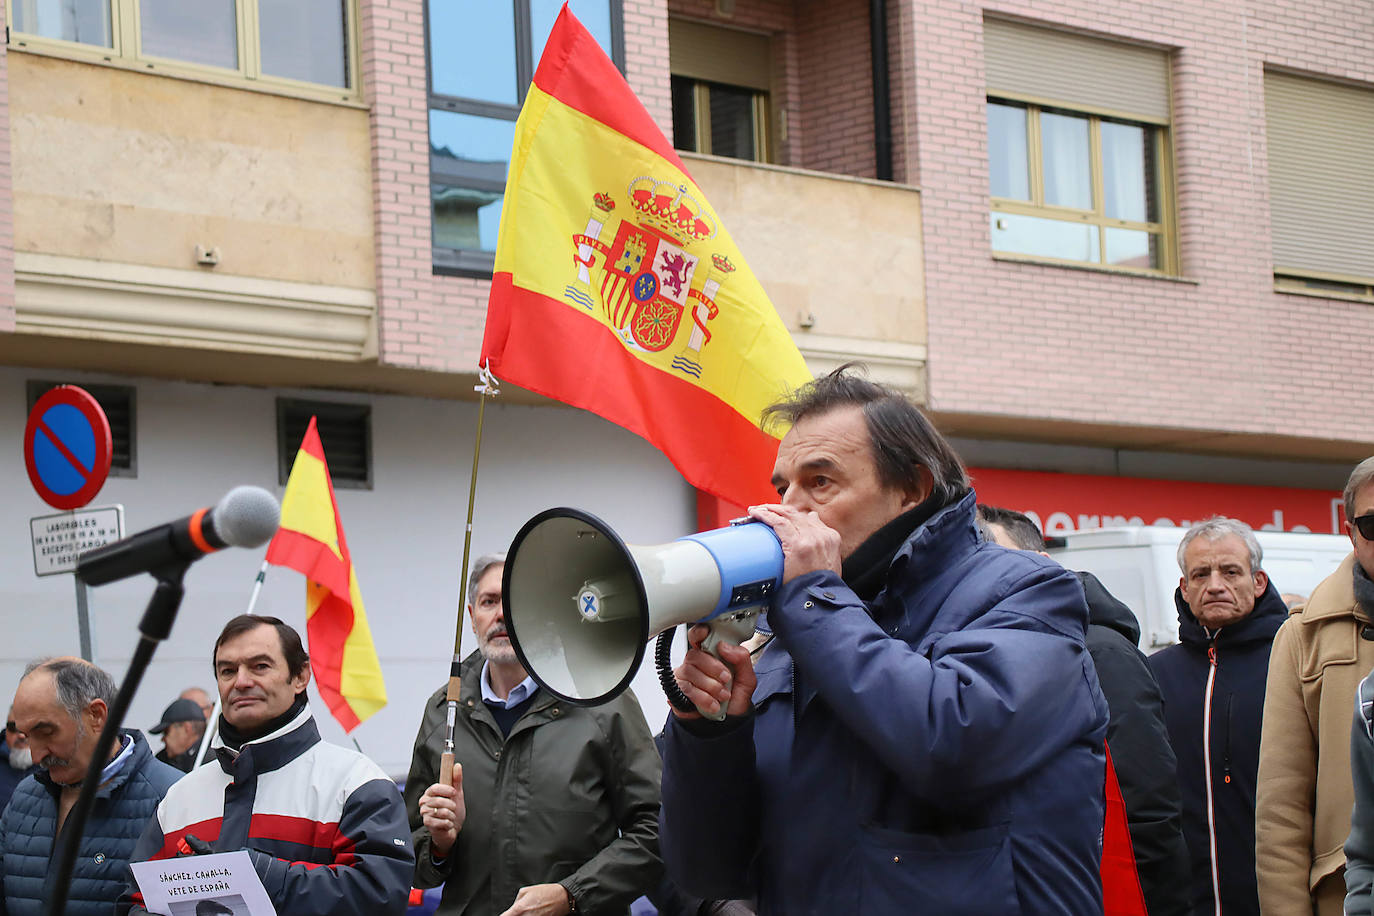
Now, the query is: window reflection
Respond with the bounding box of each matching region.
[988,103,1030,200]
[708,83,758,161]
[429,111,517,253]
[428,1,517,104]
[1104,228,1157,268]
[990,212,1101,263]
[1101,121,1156,223]
[141,0,238,69]
[1041,112,1092,210]
[531,0,613,71]
[12,0,111,46]
[259,0,348,87]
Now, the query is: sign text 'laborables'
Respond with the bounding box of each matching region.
[30,505,125,577]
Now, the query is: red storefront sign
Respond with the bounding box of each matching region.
[969,467,1345,535]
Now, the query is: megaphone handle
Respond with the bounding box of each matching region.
[696,611,761,722]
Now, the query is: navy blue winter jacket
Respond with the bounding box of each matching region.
[1148,582,1287,916]
[0,730,180,916]
[660,493,1110,915]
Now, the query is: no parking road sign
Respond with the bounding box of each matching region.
[24,386,113,510]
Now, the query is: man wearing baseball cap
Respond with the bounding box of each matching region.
[149,697,206,773]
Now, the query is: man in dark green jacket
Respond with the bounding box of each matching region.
[405,553,662,915]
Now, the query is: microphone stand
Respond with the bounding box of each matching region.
[43,560,190,916]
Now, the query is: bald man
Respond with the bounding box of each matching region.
[0,657,179,915]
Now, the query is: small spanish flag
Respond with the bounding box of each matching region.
[480,5,812,509]
[265,417,386,731]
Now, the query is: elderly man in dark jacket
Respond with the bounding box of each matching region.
[979,505,1191,916]
[661,368,1110,915]
[1148,517,1287,916]
[406,553,662,916]
[0,657,179,916]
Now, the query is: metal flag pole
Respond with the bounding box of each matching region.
[439,362,499,788]
[191,560,269,770]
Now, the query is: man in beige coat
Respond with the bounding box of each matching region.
[1257,457,1374,915]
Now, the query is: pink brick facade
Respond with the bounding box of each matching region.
[908,1,1374,449]
[351,0,1370,455]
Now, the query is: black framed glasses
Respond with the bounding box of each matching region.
[4,721,15,733]
[1353,514,1374,541]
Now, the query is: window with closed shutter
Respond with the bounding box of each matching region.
[276,399,371,489]
[1265,70,1374,301]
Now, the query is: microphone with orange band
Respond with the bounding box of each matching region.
[76,485,281,586]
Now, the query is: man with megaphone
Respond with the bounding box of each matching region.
[658,367,1111,915]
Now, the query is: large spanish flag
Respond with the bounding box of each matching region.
[265,417,386,732]
[480,6,812,508]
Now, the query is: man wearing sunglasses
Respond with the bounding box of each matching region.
[0,707,39,814]
[1257,457,1374,916]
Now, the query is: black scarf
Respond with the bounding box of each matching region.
[216,692,309,751]
[840,497,941,602]
[1355,561,1374,619]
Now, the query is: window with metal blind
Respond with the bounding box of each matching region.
[27,381,136,477]
[1265,70,1374,301]
[983,18,1176,274]
[276,399,371,489]
[668,18,772,163]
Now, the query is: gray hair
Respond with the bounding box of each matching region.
[466,552,507,607]
[1345,458,1374,524]
[1177,517,1263,574]
[21,657,116,722]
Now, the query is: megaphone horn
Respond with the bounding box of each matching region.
[503,507,783,710]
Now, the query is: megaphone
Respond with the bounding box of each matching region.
[503,507,783,710]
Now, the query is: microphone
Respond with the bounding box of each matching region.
[77,486,281,586]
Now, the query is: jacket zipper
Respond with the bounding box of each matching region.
[1203,641,1222,916]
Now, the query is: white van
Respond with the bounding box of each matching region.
[1046,526,1352,652]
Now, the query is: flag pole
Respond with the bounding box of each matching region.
[191,561,269,770]
[440,363,500,788]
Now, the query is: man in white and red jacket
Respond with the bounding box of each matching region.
[120,614,414,916]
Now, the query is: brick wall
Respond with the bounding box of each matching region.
[908,0,1374,444]
[795,0,876,177]
[0,0,15,333]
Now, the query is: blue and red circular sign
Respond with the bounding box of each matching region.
[24,386,112,510]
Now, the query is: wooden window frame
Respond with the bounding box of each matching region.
[989,95,1178,276]
[6,0,361,105]
[675,78,771,163]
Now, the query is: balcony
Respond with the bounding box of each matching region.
[684,154,927,399]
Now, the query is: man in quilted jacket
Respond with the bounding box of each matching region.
[0,657,179,915]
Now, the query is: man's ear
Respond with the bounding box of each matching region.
[1254,569,1270,596]
[86,698,108,732]
[292,662,312,693]
[904,467,934,510]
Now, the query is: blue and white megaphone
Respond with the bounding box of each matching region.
[502,507,782,713]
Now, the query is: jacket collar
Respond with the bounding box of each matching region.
[213,704,320,777]
[1296,553,1366,624]
[452,652,558,735]
[35,729,151,799]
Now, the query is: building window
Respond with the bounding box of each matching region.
[982,17,1175,274]
[427,1,623,276]
[988,100,1168,271]
[1265,71,1374,299]
[276,399,371,489]
[668,18,772,164]
[671,76,770,162]
[7,0,354,95]
[27,381,137,477]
